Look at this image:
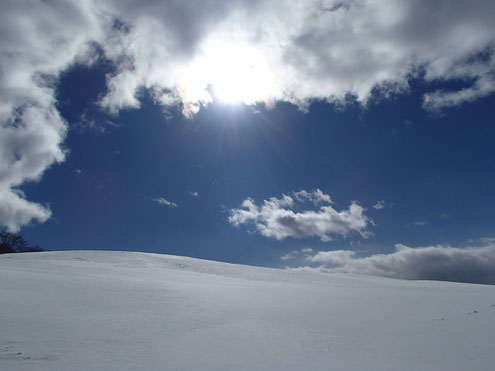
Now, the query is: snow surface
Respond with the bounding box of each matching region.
[1,250,494,371]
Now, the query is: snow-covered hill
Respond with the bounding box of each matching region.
[1,251,494,370]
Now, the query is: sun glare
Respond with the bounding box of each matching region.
[181,42,279,108]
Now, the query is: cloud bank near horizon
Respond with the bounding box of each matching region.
[2,0,495,230]
[289,241,495,285]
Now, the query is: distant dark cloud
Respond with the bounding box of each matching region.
[1,0,495,230]
[294,241,495,284]
[229,190,371,241]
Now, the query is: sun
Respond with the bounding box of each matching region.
[181,41,279,108]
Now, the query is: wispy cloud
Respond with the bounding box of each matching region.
[423,73,495,112]
[154,197,177,208]
[373,200,385,210]
[229,189,371,241]
[189,191,199,197]
[281,251,298,261]
[281,248,314,261]
[75,111,119,134]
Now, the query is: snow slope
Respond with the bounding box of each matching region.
[1,251,494,371]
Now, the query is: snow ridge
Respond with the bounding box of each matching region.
[1,251,494,371]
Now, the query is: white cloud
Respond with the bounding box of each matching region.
[154,197,177,208]
[414,220,428,227]
[281,250,298,261]
[75,111,119,134]
[423,76,495,112]
[293,189,333,205]
[2,0,495,230]
[307,250,357,266]
[0,190,51,232]
[373,200,385,210]
[0,1,103,231]
[94,0,495,115]
[281,247,315,261]
[189,191,199,197]
[229,190,371,241]
[298,242,495,284]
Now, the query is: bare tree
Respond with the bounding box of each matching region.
[0,232,42,254]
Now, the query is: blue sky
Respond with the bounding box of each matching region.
[21,62,495,266]
[2,1,495,281]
